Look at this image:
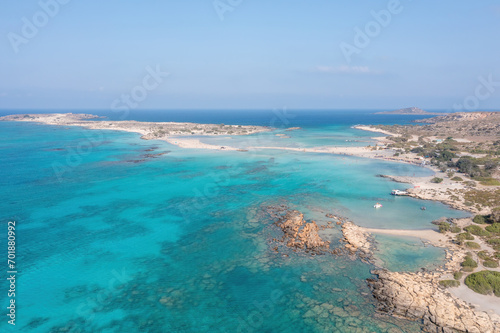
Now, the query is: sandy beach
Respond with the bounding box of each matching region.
[352,125,399,137]
[363,227,449,247]
[164,138,240,151]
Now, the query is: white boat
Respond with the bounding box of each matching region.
[374,203,383,208]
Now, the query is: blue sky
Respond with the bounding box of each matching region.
[1,0,499,110]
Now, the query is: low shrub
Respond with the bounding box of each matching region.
[439,280,460,288]
[461,256,478,269]
[477,251,490,260]
[450,226,461,233]
[466,242,481,249]
[451,176,463,181]
[464,225,491,237]
[454,272,463,280]
[473,215,486,224]
[456,233,474,245]
[483,260,499,268]
[487,238,500,245]
[438,222,450,233]
[458,232,474,241]
[464,270,500,296]
[486,224,500,233]
[431,177,444,183]
[477,178,500,186]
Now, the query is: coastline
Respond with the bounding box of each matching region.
[5,113,499,327]
[0,113,270,151]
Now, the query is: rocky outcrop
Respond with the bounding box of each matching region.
[341,221,371,256]
[275,210,329,253]
[368,270,500,333]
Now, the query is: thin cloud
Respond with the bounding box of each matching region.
[315,66,383,75]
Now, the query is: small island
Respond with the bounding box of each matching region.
[375,107,446,115]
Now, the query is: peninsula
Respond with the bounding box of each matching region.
[0,113,271,150]
[375,107,445,115]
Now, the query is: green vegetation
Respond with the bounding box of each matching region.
[437,221,461,233]
[488,238,500,245]
[490,239,500,251]
[461,255,478,270]
[486,223,500,233]
[464,225,491,237]
[464,270,500,296]
[466,242,481,249]
[459,232,474,240]
[439,280,460,288]
[438,222,450,233]
[477,178,500,186]
[451,176,463,181]
[431,177,443,183]
[456,156,499,179]
[456,232,474,245]
[473,215,486,224]
[453,271,463,280]
[483,260,499,268]
[477,251,490,260]
[464,190,500,210]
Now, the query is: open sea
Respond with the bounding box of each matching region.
[0,110,468,332]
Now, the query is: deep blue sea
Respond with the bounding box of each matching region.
[0,110,467,332]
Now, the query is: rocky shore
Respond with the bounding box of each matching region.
[368,269,500,333]
[341,221,372,257]
[378,174,495,215]
[341,219,500,332]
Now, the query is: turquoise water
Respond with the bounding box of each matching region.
[0,113,467,332]
[194,124,376,149]
[373,234,446,272]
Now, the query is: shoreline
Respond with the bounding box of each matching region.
[362,227,449,247]
[4,112,499,329]
[4,113,478,215]
[0,113,271,151]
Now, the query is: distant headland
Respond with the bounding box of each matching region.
[375,107,446,115]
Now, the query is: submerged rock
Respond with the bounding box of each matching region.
[274,210,330,253]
